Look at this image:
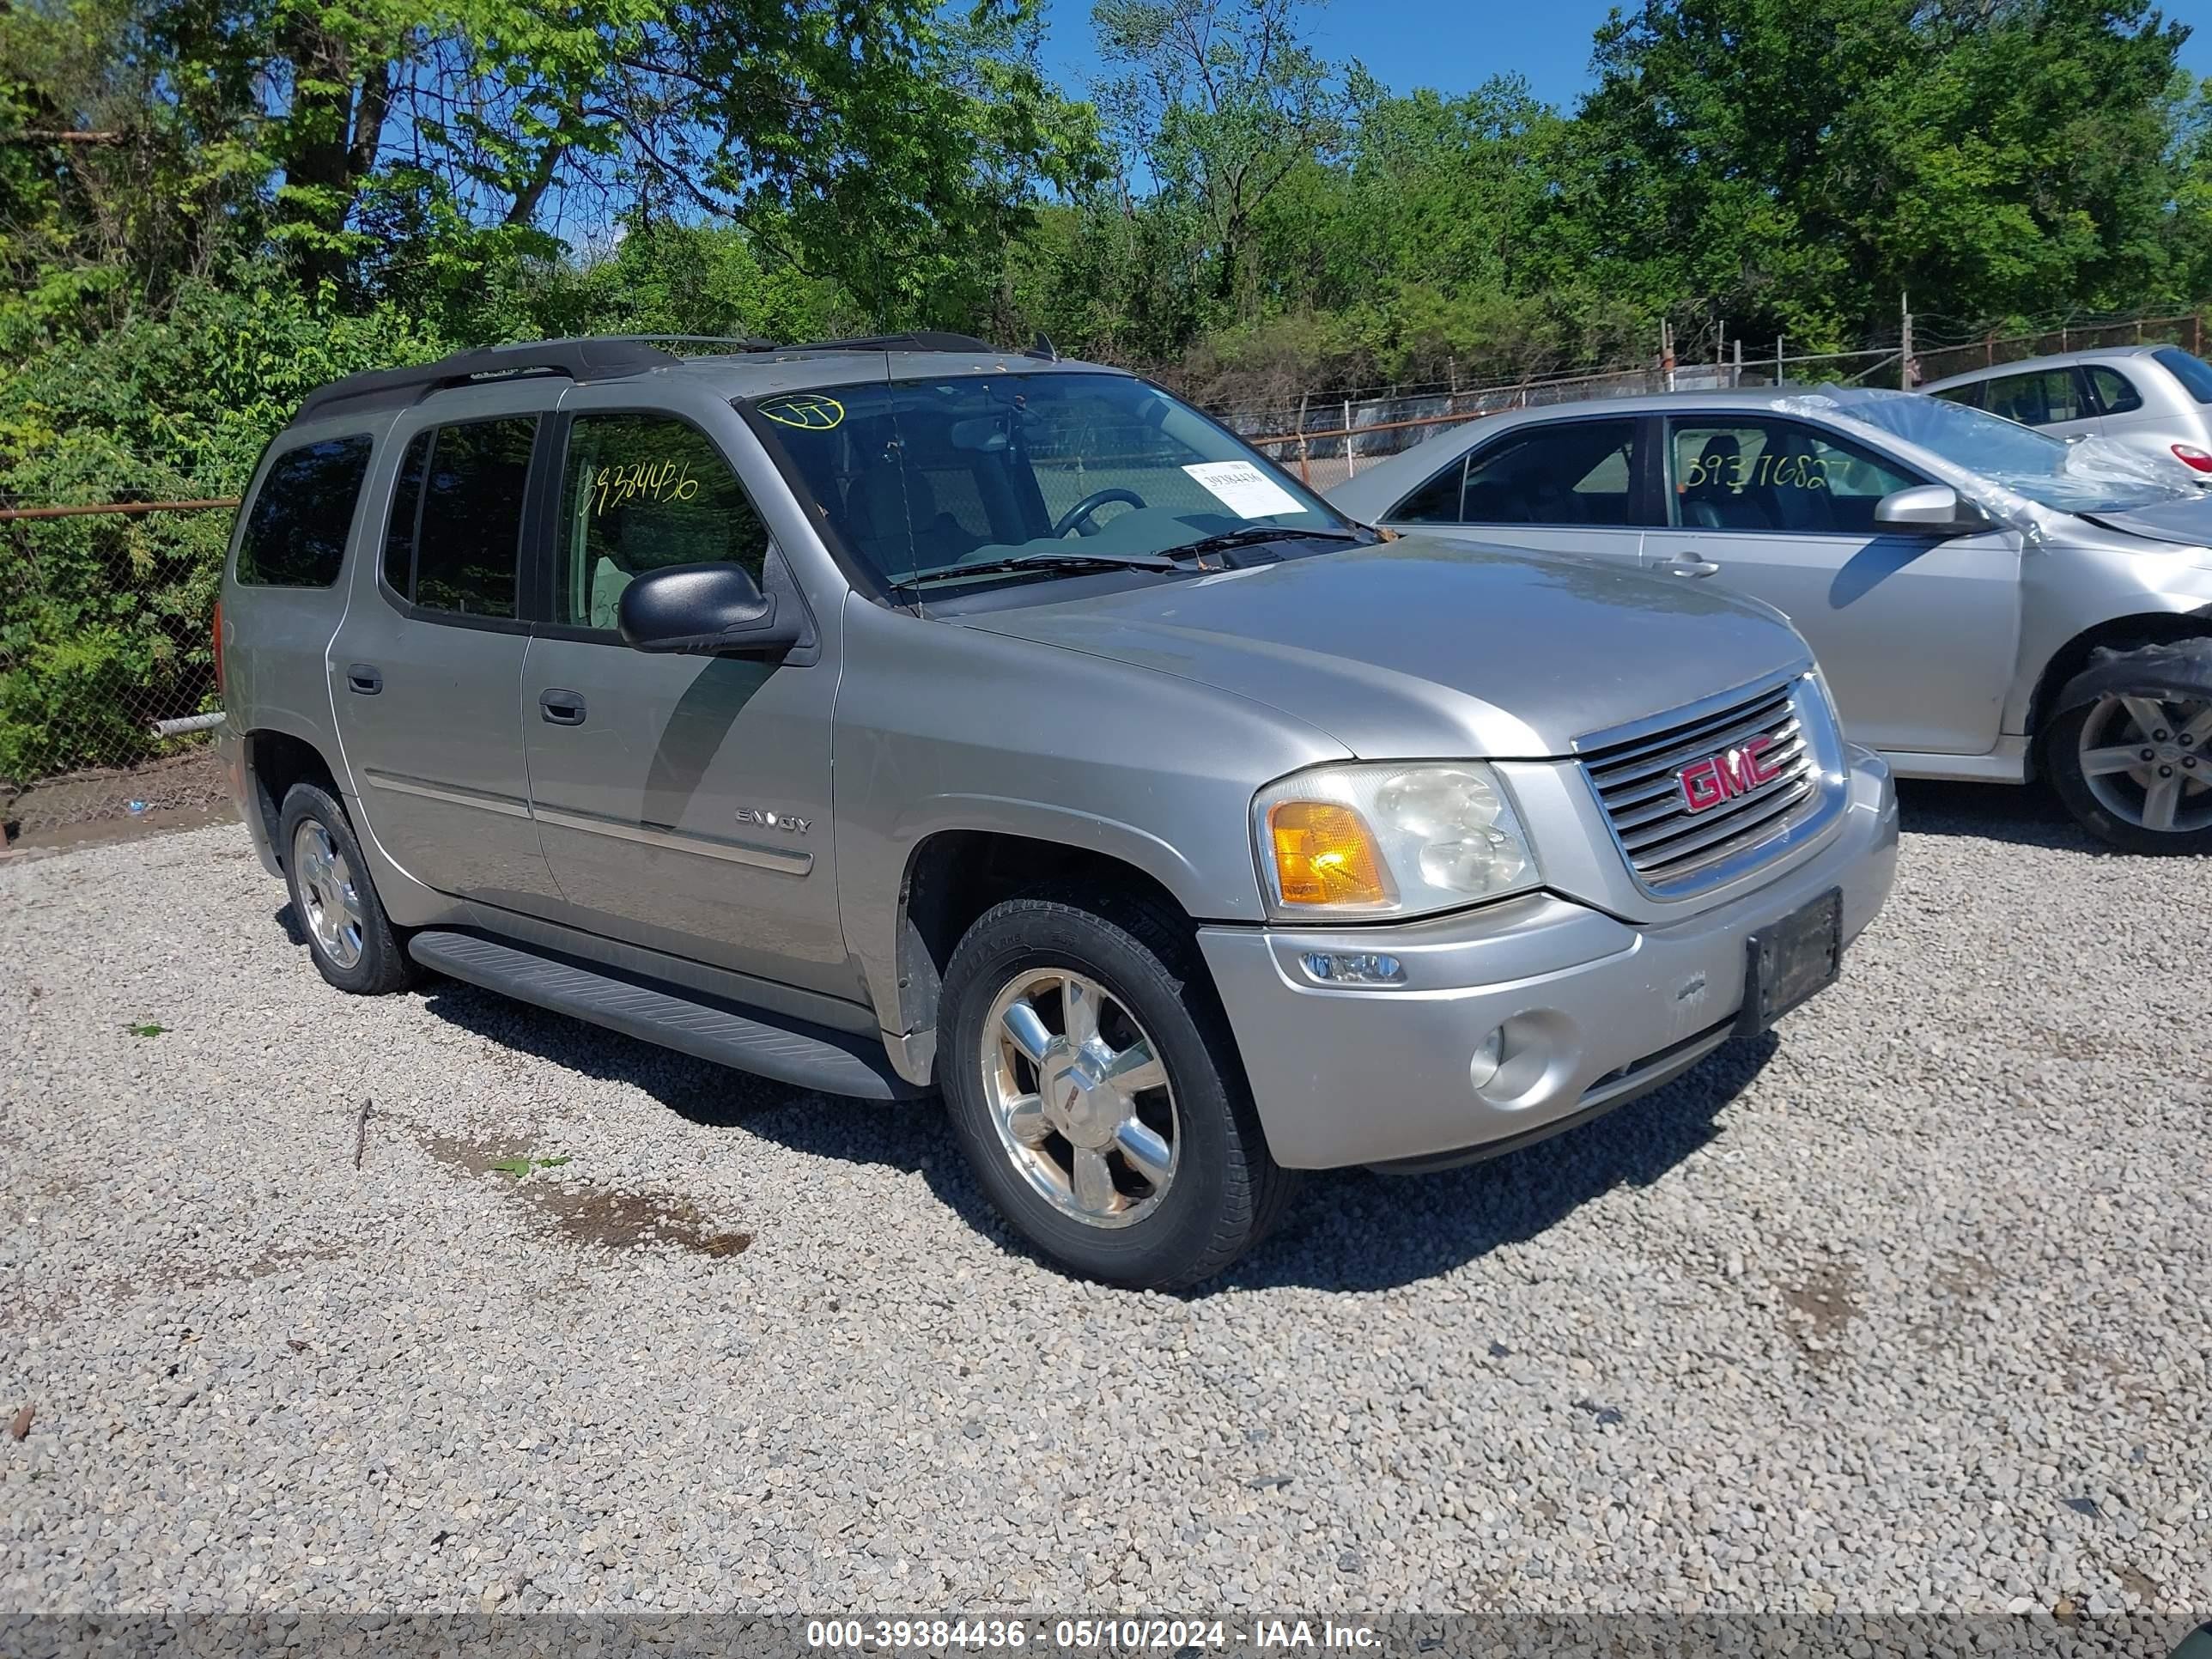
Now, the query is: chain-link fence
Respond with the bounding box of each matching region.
[0,497,236,844]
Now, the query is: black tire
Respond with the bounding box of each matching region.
[276,781,417,994]
[2045,644,2212,856]
[939,889,1297,1290]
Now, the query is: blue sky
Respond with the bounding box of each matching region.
[1036,0,2212,110]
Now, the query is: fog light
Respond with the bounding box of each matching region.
[1298,951,1405,986]
[1468,1025,1504,1090]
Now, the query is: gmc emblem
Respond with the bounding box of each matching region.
[1679,735,1782,814]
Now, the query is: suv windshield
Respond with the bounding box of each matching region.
[740,371,1346,589]
[1794,386,2190,514]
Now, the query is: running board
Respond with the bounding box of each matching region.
[406,929,927,1101]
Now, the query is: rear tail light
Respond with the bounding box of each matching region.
[211,599,225,699]
[2172,444,2212,474]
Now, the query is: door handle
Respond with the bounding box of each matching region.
[1662,556,1722,578]
[538,689,587,726]
[346,664,383,696]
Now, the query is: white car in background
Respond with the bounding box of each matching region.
[1920,345,2212,487]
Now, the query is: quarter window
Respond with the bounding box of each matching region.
[2087,365,2143,415]
[1668,419,1921,536]
[1426,421,1641,526]
[234,435,373,587]
[381,417,537,618]
[555,415,770,631]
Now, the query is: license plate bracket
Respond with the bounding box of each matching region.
[1736,888,1844,1036]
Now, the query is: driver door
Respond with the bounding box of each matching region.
[519,404,860,1006]
[1639,414,2021,757]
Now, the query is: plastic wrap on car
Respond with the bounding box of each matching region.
[1772,384,2179,543]
[2051,636,2212,719]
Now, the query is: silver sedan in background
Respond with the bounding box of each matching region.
[1331,386,2212,853]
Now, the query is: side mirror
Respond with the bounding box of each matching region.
[1873,483,1994,536]
[617,562,802,656]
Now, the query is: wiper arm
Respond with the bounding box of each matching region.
[1165,525,1369,562]
[902,550,1177,587]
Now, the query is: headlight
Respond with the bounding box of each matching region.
[1252,762,1538,919]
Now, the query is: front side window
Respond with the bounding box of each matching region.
[2087,365,2143,415]
[555,415,770,630]
[1983,368,2091,428]
[741,371,1344,589]
[1449,421,1639,526]
[1669,418,1921,535]
[383,417,537,618]
[235,434,373,587]
[2150,347,2212,405]
[1389,454,1469,522]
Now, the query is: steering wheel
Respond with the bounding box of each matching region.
[1052,487,1147,538]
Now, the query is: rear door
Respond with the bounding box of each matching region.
[1381,416,1652,567]
[330,398,562,906]
[1640,414,2021,756]
[518,396,857,1006]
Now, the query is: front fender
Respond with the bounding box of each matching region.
[830,597,1348,1060]
[890,793,1212,910]
[2051,635,2212,720]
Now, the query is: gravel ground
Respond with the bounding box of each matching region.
[1,784,2205,1620]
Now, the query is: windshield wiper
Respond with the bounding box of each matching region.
[1164,525,1369,562]
[901,550,1178,588]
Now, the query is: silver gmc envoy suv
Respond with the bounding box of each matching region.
[216,334,1899,1288]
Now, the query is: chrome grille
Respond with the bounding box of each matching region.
[1580,678,1824,892]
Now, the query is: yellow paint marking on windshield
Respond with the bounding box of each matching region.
[592,459,700,516]
[759,394,846,431]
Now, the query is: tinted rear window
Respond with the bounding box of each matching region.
[235,435,373,587]
[2152,347,2212,404]
[391,418,537,618]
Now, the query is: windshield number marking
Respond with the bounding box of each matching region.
[592,460,699,516]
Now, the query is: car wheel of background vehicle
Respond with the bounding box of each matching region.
[939,889,1296,1290]
[277,781,417,994]
[2046,651,2212,854]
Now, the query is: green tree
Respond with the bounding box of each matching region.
[1093,0,1357,321]
[1566,0,2194,349]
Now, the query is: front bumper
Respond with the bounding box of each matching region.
[1196,746,1899,1170]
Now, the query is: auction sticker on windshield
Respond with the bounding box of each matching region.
[1183,460,1304,519]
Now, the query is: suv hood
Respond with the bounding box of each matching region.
[2080,493,2212,551]
[959,537,1812,758]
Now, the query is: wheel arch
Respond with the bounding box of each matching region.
[889,826,1207,1086]
[242,727,343,870]
[2023,609,2212,773]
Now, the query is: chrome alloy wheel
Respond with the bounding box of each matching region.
[291,819,366,969]
[981,968,1179,1228]
[2077,692,2212,836]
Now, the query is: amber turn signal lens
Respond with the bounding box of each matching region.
[1267,801,1389,907]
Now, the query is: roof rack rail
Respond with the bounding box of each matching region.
[785,331,996,355]
[610,333,780,352]
[293,337,679,422]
